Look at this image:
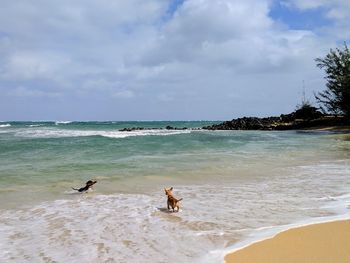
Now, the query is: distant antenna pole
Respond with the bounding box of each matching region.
[302,80,306,104]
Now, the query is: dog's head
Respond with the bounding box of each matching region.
[86,180,97,186]
[164,187,173,196]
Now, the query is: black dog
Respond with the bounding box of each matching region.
[72,180,97,192]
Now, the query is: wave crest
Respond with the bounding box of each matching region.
[55,121,72,125]
[15,128,192,139]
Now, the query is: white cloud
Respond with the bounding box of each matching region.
[141,0,273,66]
[284,0,350,20]
[3,51,71,80]
[112,90,135,99]
[0,0,347,120]
[9,86,61,98]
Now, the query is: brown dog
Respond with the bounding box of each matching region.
[164,187,182,212]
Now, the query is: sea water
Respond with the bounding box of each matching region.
[0,121,349,262]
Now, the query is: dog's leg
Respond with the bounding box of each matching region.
[167,200,170,210]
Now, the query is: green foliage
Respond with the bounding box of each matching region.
[295,99,313,111]
[315,42,350,117]
[294,101,323,120]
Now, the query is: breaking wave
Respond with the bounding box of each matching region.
[14,128,192,139]
[55,121,73,125]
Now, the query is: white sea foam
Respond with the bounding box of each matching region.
[0,193,227,263]
[14,128,192,139]
[28,124,43,127]
[1,160,350,263]
[0,124,11,128]
[55,121,72,125]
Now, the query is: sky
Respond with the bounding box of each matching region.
[0,0,349,121]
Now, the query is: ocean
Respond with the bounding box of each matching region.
[0,121,349,262]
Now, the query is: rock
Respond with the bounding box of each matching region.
[119,127,145,132]
[202,109,327,130]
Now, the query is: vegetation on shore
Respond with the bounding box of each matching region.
[315,42,350,117]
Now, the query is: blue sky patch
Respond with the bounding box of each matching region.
[157,0,185,26]
[167,0,185,16]
[269,2,333,30]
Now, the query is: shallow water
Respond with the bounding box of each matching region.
[0,122,350,262]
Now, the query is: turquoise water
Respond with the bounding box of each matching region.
[0,121,350,262]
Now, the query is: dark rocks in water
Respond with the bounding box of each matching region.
[202,108,335,130]
[119,127,145,132]
[203,116,281,130]
[119,126,188,132]
[166,125,188,130]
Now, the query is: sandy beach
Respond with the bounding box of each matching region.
[225,219,350,263]
[309,125,350,133]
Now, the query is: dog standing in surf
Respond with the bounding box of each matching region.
[164,187,183,212]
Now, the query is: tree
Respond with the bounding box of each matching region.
[294,100,323,120]
[315,42,350,118]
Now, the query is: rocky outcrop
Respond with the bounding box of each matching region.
[203,116,282,130]
[202,108,344,131]
[117,106,348,132]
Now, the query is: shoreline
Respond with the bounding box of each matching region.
[224,218,350,263]
[304,125,350,132]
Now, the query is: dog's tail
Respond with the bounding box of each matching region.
[178,198,183,202]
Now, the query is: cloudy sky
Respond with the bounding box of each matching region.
[0,0,349,121]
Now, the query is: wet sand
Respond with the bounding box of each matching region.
[225,219,350,263]
[307,125,350,133]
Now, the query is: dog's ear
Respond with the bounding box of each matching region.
[170,187,173,191]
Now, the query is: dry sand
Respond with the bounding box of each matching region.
[225,219,350,263]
